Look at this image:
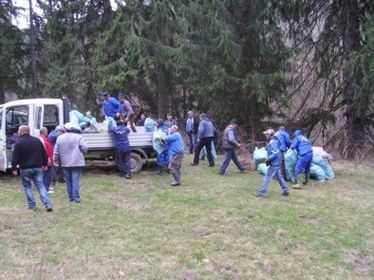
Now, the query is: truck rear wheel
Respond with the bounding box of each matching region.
[130,153,143,173]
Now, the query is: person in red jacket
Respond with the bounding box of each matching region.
[39,127,54,193]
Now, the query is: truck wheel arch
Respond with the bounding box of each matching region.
[130,149,148,173]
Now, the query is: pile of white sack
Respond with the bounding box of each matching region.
[253,146,335,182]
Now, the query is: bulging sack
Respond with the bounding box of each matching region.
[309,164,326,182]
[312,155,335,179]
[285,149,297,183]
[152,131,167,154]
[253,147,268,166]
[257,163,269,176]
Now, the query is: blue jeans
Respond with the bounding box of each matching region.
[258,165,289,195]
[295,151,313,175]
[43,166,52,191]
[187,131,195,154]
[63,167,82,203]
[219,149,244,174]
[20,168,52,209]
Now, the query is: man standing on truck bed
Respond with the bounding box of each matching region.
[102,91,121,118]
[117,92,137,132]
[11,125,53,212]
[54,123,88,203]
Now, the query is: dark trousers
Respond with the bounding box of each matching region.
[127,115,137,133]
[43,166,52,191]
[219,148,244,174]
[115,149,131,176]
[169,153,184,183]
[193,137,214,166]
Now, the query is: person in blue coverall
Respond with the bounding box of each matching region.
[102,92,121,118]
[108,117,132,179]
[275,126,291,178]
[256,128,290,197]
[155,119,170,175]
[290,129,313,188]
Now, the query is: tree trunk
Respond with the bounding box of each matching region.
[250,96,259,151]
[0,79,4,104]
[342,0,362,160]
[29,0,37,97]
[101,0,112,31]
[156,67,169,118]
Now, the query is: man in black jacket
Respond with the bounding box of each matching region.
[219,119,244,175]
[12,125,53,212]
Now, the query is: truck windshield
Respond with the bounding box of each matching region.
[6,106,29,136]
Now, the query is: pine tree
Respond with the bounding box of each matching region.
[0,0,25,103]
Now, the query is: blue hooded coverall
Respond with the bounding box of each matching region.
[156,124,170,168]
[290,130,313,176]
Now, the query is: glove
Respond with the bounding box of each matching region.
[265,159,271,166]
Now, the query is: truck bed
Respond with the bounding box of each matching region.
[81,127,153,150]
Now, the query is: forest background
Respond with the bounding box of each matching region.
[1,0,373,160]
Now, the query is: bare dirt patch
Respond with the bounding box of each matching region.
[178,272,201,280]
[299,215,324,224]
[344,251,374,276]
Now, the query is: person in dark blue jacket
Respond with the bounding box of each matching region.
[191,113,215,167]
[102,92,121,118]
[256,129,290,197]
[275,126,291,178]
[290,129,313,188]
[108,117,131,179]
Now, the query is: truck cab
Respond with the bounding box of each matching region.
[0,98,154,172]
[0,99,63,171]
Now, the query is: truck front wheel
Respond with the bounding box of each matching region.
[130,153,143,173]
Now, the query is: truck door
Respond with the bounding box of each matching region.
[33,105,43,136]
[0,106,6,171]
[3,105,29,170]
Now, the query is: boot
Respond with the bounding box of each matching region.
[156,166,164,176]
[170,170,181,186]
[303,173,310,185]
[293,174,304,189]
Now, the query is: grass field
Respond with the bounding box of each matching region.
[0,155,373,279]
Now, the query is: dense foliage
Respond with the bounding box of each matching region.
[1,0,373,159]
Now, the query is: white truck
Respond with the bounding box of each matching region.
[0,98,155,173]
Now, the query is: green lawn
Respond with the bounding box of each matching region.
[0,155,373,279]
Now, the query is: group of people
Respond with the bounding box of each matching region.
[184,110,313,197]
[11,90,314,211]
[255,127,313,197]
[12,123,88,212]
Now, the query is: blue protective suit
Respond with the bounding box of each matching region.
[109,121,130,152]
[275,129,291,152]
[103,97,121,118]
[291,130,313,175]
[156,124,169,167]
[290,130,313,156]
